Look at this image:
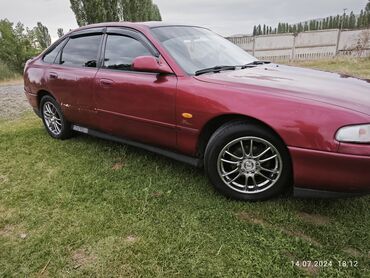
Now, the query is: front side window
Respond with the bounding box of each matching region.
[43,38,66,64]
[60,35,102,68]
[103,35,152,71]
[151,26,257,75]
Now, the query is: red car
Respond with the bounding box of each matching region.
[24,22,370,201]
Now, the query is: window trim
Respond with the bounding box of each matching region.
[42,38,69,64]
[100,33,158,73]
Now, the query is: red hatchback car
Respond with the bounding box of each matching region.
[24,22,370,201]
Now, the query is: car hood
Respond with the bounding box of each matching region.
[195,64,370,116]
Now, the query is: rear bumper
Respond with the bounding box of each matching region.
[289,146,370,197]
[24,90,41,117]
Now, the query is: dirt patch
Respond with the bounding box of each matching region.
[0,79,23,86]
[111,162,124,170]
[297,212,330,226]
[151,191,163,198]
[0,224,15,237]
[236,211,321,247]
[0,174,9,184]
[72,248,97,269]
[124,235,138,243]
[0,83,30,119]
[281,228,322,247]
[343,247,362,257]
[235,212,267,226]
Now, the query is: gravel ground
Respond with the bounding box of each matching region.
[0,83,31,120]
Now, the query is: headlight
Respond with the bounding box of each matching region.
[335,124,370,143]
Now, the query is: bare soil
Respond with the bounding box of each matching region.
[0,82,30,119]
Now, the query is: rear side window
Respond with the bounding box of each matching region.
[103,35,152,71]
[60,35,102,68]
[43,39,66,64]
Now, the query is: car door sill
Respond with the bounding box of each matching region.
[72,125,201,167]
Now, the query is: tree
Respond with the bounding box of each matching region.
[57,28,64,38]
[349,12,356,29]
[366,0,370,12]
[257,24,261,35]
[304,21,309,31]
[150,4,162,21]
[0,19,39,72]
[70,0,162,26]
[70,0,120,26]
[253,25,257,36]
[33,22,51,49]
[119,0,162,22]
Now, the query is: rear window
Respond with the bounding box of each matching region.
[43,39,66,64]
[60,35,102,68]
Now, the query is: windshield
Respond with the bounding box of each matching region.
[151,26,257,75]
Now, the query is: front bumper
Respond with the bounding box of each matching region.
[289,146,370,198]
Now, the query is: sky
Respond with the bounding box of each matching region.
[0,0,368,41]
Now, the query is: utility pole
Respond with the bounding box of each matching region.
[340,8,347,30]
[337,8,347,56]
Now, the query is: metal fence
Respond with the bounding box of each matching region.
[227,29,370,61]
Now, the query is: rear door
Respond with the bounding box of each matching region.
[44,29,104,127]
[94,28,178,150]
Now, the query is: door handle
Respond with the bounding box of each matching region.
[100,78,114,87]
[49,72,58,79]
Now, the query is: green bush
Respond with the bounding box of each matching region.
[0,61,20,81]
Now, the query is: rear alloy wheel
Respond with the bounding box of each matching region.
[40,95,72,139]
[205,122,291,201]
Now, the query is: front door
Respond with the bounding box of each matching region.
[94,31,177,150]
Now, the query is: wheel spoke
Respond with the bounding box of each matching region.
[222,167,239,177]
[249,139,253,156]
[228,173,241,184]
[54,122,61,133]
[256,172,272,181]
[221,159,239,164]
[255,146,271,159]
[260,154,277,163]
[240,141,246,158]
[251,175,257,187]
[46,104,52,114]
[225,150,242,160]
[244,174,249,189]
[260,166,278,174]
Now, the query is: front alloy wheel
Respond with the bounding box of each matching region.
[217,137,283,194]
[205,122,291,201]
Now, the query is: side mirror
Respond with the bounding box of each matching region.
[131,56,173,74]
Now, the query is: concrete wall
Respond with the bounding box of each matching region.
[227,29,370,61]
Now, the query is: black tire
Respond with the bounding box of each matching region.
[204,121,291,201]
[40,95,72,140]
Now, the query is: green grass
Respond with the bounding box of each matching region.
[0,113,369,277]
[0,62,21,83]
[285,57,370,79]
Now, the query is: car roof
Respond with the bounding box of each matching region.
[70,21,204,33]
